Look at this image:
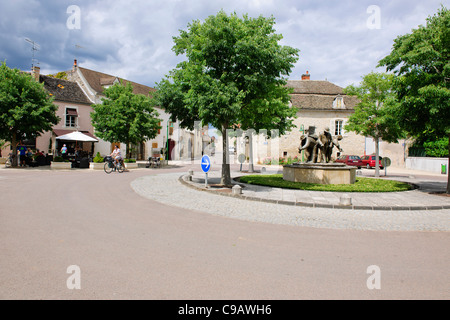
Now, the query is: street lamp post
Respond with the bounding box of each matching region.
[299,124,305,163]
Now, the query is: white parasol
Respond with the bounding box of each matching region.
[56,131,98,142]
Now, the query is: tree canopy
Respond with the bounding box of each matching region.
[344,72,403,176]
[344,72,403,143]
[377,5,450,139]
[91,82,161,158]
[0,62,59,166]
[377,5,450,192]
[153,10,299,185]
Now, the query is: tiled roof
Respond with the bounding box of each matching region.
[40,75,92,104]
[286,80,358,111]
[77,67,156,96]
[286,80,344,95]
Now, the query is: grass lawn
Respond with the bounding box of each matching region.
[238,174,413,192]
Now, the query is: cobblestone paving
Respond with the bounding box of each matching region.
[131,172,450,232]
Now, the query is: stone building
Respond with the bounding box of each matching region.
[279,71,405,166]
[65,60,206,161]
[251,71,405,167]
[28,66,98,157]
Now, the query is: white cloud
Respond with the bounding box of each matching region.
[0,0,447,88]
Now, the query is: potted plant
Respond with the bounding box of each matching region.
[51,156,72,169]
[90,152,105,170]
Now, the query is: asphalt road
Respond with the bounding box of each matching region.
[0,166,448,300]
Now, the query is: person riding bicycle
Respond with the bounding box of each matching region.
[110,145,123,167]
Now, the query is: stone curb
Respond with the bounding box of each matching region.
[178,175,450,211]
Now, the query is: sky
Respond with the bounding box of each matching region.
[0,0,448,89]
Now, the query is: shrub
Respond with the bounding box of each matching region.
[423,138,449,157]
[93,152,104,163]
[123,158,136,163]
[53,156,64,162]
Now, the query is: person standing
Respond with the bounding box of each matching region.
[17,142,27,167]
[61,144,68,159]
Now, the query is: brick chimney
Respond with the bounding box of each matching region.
[72,59,78,72]
[31,66,40,82]
[301,71,310,80]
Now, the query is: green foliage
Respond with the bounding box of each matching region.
[0,62,60,166]
[423,137,449,157]
[93,152,104,163]
[123,158,136,163]
[155,10,299,133]
[53,156,65,162]
[377,6,450,139]
[263,156,299,165]
[344,72,403,143]
[153,10,299,184]
[48,72,68,80]
[239,174,412,192]
[91,82,162,158]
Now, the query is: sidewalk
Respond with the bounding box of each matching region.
[179,165,450,211]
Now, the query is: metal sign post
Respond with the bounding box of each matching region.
[381,157,391,176]
[238,153,246,172]
[201,155,211,188]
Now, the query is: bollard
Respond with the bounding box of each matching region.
[186,169,194,181]
[340,194,352,206]
[232,185,242,195]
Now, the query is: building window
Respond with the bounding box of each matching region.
[65,108,78,128]
[335,120,344,136]
[333,96,345,109]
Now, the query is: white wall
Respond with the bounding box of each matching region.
[406,157,449,174]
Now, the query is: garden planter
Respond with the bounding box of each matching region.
[90,162,105,170]
[124,162,138,169]
[51,161,72,170]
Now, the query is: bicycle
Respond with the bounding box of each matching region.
[146,156,161,168]
[5,153,15,168]
[104,156,124,174]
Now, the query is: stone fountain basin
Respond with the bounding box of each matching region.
[283,162,356,185]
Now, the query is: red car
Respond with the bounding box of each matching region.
[334,155,363,169]
[361,155,384,169]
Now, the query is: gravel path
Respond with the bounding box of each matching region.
[131,172,450,232]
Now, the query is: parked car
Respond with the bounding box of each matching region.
[361,155,384,169]
[334,155,363,169]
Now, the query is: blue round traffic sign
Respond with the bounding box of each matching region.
[201,155,211,173]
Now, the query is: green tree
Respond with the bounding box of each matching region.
[344,72,403,177]
[154,11,299,185]
[0,62,59,167]
[91,82,162,159]
[378,5,450,192]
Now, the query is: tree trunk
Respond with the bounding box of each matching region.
[248,130,254,173]
[11,132,18,167]
[126,142,131,159]
[447,134,450,194]
[375,137,380,178]
[220,126,231,187]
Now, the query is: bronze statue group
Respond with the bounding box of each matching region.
[298,126,343,163]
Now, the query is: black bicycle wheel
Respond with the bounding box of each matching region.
[104,162,113,174]
[117,163,124,173]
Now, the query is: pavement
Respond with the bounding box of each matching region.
[3,161,450,231]
[180,165,450,210]
[131,163,450,231]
